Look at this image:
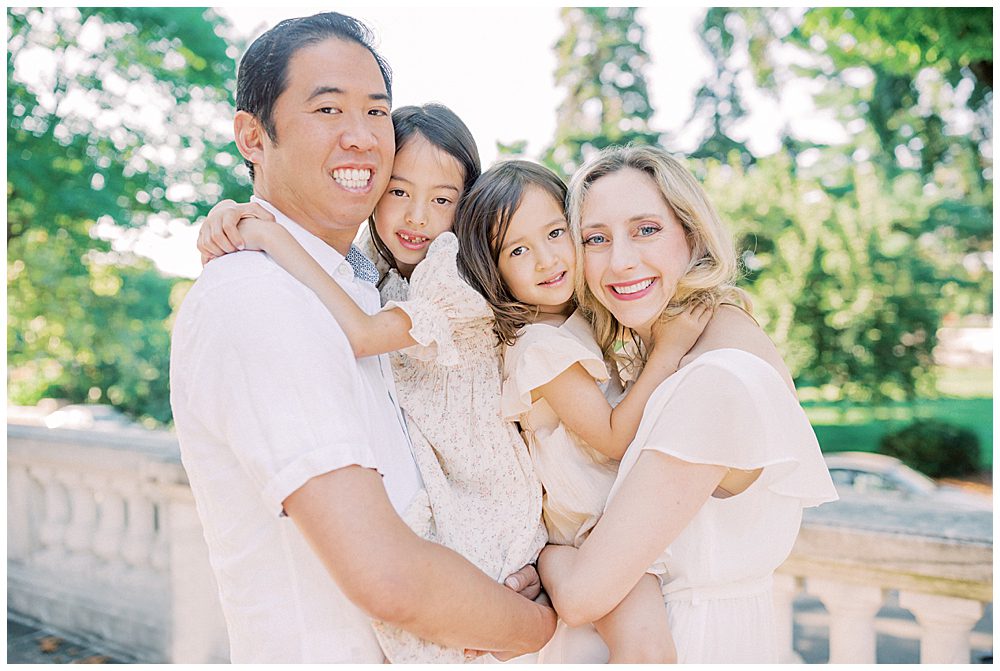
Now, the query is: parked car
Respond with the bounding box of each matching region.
[824,451,991,511]
[43,404,136,431]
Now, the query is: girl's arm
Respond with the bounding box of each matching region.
[239,218,418,358]
[533,304,710,461]
[592,573,676,663]
[538,451,727,627]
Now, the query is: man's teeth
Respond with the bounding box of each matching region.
[612,279,653,295]
[333,168,371,189]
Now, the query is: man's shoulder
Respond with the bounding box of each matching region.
[184,252,298,306]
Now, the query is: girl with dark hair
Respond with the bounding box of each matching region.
[200,155,708,662]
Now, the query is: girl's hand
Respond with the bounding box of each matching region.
[197,200,277,265]
[649,302,712,362]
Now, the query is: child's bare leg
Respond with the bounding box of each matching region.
[593,573,676,664]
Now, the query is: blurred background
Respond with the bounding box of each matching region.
[6,6,993,663]
[8,5,992,476]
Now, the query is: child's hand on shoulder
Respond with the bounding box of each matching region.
[198,200,278,265]
[649,302,712,362]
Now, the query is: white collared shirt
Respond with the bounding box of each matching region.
[169,198,422,662]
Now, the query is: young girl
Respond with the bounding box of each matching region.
[200,137,705,661]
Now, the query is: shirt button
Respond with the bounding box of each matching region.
[339,265,352,278]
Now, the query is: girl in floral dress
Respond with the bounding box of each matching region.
[199,138,705,662]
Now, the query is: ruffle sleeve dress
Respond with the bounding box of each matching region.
[501,310,620,547]
[501,310,625,664]
[606,347,838,663]
[368,232,547,663]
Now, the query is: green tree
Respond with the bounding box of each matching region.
[688,7,991,400]
[8,7,246,424]
[543,7,662,178]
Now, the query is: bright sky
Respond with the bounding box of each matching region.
[129,6,834,277]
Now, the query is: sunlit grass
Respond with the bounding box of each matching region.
[801,366,993,468]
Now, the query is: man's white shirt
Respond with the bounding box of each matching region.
[169,198,422,662]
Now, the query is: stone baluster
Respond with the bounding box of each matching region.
[773,573,804,663]
[30,465,70,563]
[60,470,99,566]
[90,474,126,572]
[120,480,155,572]
[7,462,34,561]
[899,591,985,664]
[807,579,883,663]
[149,499,170,573]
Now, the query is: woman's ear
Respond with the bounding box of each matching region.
[234,111,266,172]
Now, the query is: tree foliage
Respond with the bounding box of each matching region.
[543,7,663,178]
[7,7,246,424]
[548,6,991,401]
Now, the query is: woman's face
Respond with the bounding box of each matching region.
[580,168,692,343]
[373,133,464,278]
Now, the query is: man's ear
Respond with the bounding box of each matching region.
[234,111,267,170]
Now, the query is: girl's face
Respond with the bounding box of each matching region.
[497,186,576,316]
[580,168,692,344]
[374,133,465,277]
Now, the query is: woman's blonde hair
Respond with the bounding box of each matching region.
[567,144,750,366]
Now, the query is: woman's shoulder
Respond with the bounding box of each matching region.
[681,305,794,390]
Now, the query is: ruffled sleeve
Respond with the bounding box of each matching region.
[381,232,491,367]
[501,324,609,419]
[628,349,838,508]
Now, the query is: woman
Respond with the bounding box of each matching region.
[537,145,838,663]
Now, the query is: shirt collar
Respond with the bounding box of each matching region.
[250,196,377,283]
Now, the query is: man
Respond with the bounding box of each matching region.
[170,13,555,663]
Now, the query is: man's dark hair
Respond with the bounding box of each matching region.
[235,12,393,180]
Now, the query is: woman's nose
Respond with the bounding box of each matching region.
[609,237,639,273]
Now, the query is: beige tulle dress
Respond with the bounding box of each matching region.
[500,310,621,547]
[606,348,839,662]
[501,310,628,664]
[363,232,547,663]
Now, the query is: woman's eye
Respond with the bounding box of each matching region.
[388,188,406,197]
[549,227,566,239]
[433,197,453,206]
[583,234,607,246]
[510,246,526,257]
[638,224,660,237]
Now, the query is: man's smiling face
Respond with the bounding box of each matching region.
[253,37,395,252]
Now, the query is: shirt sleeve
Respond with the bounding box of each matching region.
[173,263,379,516]
[382,232,492,366]
[629,352,839,508]
[501,325,609,419]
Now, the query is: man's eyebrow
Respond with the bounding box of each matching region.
[306,86,391,103]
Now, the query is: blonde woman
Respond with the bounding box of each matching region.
[537,145,838,663]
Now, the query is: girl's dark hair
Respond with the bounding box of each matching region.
[369,103,481,273]
[453,160,568,346]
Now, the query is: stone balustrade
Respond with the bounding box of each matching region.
[7,423,228,663]
[776,497,992,663]
[7,423,993,663]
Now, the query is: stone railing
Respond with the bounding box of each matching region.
[7,423,228,663]
[7,423,993,663]
[775,498,992,663]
